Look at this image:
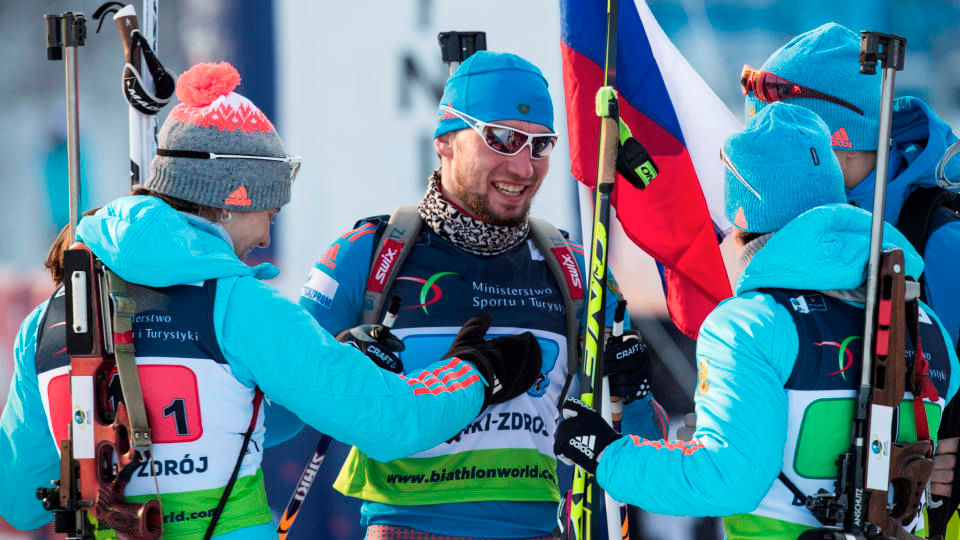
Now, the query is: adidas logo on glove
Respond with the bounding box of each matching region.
[569,434,596,460]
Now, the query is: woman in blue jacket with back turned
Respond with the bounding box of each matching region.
[554,102,959,538]
[0,62,540,539]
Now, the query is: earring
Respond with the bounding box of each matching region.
[220,210,232,223]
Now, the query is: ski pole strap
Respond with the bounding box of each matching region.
[117,25,175,115]
[203,388,264,540]
[614,116,657,190]
[105,268,152,448]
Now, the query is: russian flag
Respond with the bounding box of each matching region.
[560,0,740,339]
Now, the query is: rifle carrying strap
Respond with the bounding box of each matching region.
[896,186,960,303]
[104,269,152,448]
[204,388,264,540]
[361,208,585,408]
[906,298,938,445]
[103,267,164,534]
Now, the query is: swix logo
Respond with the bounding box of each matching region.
[570,435,596,459]
[375,249,398,282]
[294,453,325,502]
[367,239,404,293]
[831,128,853,148]
[552,248,584,299]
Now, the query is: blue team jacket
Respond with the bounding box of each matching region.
[0,196,488,538]
[594,204,959,525]
[299,216,668,538]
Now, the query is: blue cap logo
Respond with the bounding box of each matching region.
[518,104,530,114]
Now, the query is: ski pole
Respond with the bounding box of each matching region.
[602,299,629,540]
[569,1,622,538]
[93,0,174,189]
[277,296,402,540]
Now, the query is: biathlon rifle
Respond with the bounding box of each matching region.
[800,32,939,540]
[37,9,164,539]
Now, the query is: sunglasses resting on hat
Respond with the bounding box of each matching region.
[156,148,302,183]
[720,147,762,201]
[740,65,864,116]
[439,105,558,160]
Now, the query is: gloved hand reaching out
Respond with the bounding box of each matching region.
[554,398,623,475]
[444,312,542,411]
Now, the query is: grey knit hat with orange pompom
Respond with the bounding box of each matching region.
[145,62,292,211]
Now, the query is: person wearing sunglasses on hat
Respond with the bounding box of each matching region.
[554,101,959,539]
[0,62,546,539]
[298,50,667,539]
[742,23,960,354]
[743,23,960,535]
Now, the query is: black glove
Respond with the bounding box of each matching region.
[336,324,404,373]
[554,398,623,475]
[444,312,542,410]
[603,330,651,404]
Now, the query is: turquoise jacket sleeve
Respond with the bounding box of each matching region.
[0,301,58,530]
[620,395,670,440]
[595,292,797,516]
[215,276,486,463]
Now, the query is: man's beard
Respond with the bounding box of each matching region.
[452,156,534,227]
[455,182,531,227]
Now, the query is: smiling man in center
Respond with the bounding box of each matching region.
[298,50,667,539]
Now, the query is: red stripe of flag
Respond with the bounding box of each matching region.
[560,1,736,338]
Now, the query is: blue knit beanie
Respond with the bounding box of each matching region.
[724,102,846,233]
[435,51,554,138]
[745,23,881,151]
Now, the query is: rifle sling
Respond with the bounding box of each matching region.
[203,388,264,540]
[105,269,152,448]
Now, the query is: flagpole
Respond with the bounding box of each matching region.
[570,0,626,539]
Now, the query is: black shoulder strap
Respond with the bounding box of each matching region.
[896,187,960,303]
[896,186,959,259]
